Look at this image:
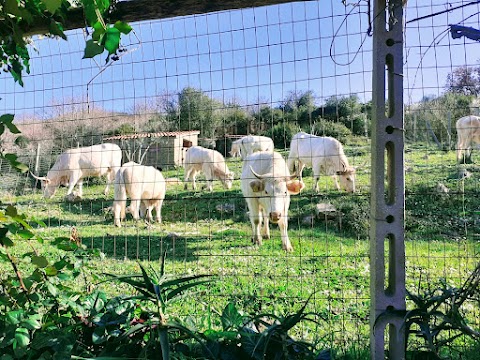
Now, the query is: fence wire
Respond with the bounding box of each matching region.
[0,0,479,358]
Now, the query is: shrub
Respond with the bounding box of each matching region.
[263,122,300,149]
[311,118,352,143]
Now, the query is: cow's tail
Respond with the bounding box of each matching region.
[113,169,127,226]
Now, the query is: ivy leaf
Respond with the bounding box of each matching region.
[114,21,132,35]
[41,0,62,14]
[83,39,104,59]
[92,21,106,41]
[104,27,121,55]
[0,114,20,134]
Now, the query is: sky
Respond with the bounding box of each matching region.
[0,0,479,121]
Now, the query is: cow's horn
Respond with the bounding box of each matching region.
[250,166,267,180]
[30,171,48,181]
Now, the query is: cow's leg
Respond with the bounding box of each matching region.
[297,161,305,180]
[104,169,115,195]
[332,175,341,190]
[278,218,293,252]
[201,165,214,191]
[113,199,125,227]
[77,180,84,198]
[312,166,321,193]
[129,199,141,220]
[260,208,270,240]
[184,167,193,190]
[155,199,163,223]
[246,199,262,246]
[139,201,147,219]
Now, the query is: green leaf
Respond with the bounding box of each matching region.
[17,229,34,239]
[45,266,58,277]
[0,114,19,134]
[83,40,104,59]
[7,310,24,325]
[46,282,58,297]
[21,318,42,330]
[92,327,107,344]
[42,0,62,14]
[222,302,244,331]
[92,21,106,41]
[49,20,67,40]
[0,236,13,247]
[31,255,49,268]
[14,327,30,348]
[104,27,121,55]
[114,21,132,35]
[6,205,18,217]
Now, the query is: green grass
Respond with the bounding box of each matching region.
[2,140,480,358]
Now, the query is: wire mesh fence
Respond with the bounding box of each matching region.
[0,0,479,358]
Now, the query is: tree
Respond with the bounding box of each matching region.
[279,90,316,128]
[0,0,131,86]
[174,87,222,145]
[445,65,480,96]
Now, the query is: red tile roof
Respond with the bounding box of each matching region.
[104,130,200,140]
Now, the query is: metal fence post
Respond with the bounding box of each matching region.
[370,1,406,359]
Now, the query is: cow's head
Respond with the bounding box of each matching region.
[249,167,305,224]
[336,166,356,193]
[30,172,58,198]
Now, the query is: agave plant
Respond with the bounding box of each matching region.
[102,250,214,359]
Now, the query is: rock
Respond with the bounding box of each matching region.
[315,203,338,219]
[436,182,449,194]
[458,169,471,179]
[302,215,315,226]
[216,203,235,213]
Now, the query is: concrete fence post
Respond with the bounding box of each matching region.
[370,1,406,359]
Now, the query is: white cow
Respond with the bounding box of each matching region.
[241,151,305,252]
[184,146,234,191]
[31,143,122,200]
[456,115,480,163]
[230,135,274,160]
[113,162,166,227]
[287,132,356,193]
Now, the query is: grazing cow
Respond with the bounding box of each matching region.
[230,135,274,160]
[31,143,122,200]
[287,132,356,193]
[241,151,305,252]
[113,162,166,227]
[456,115,480,163]
[184,146,234,191]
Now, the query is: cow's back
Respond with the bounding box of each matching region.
[290,132,343,166]
[242,151,290,181]
[121,162,165,200]
[185,146,226,167]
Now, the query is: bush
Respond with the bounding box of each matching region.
[263,122,300,149]
[311,118,352,143]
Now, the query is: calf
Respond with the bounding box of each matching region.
[241,151,305,252]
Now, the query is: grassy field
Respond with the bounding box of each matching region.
[1,140,480,358]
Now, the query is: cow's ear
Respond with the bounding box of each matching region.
[44,179,51,184]
[287,180,305,195]
[249,180,264,192]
